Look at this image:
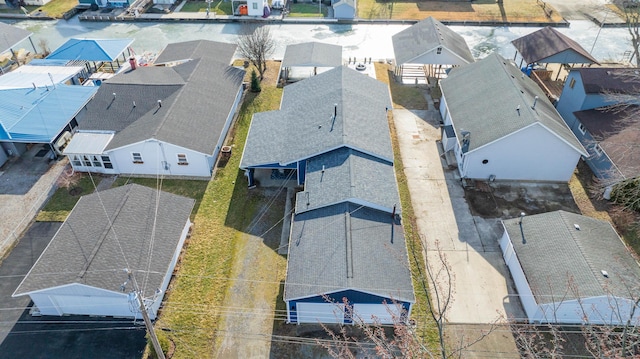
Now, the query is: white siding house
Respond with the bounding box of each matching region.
[13,184,195,320]
[500,211,640,325]
[439,53,587,182]
[65,40,244,179]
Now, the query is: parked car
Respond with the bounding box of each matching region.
[271,0,284,10]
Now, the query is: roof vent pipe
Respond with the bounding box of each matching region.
[334,103,338,118]
[133,101,136,107]
[158,100,162,108]
[32,82,36,90]
[516,105,520,116]
[113,92,116,99]
[532,96,539,109]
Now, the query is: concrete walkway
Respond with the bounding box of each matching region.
[392,107,525,324]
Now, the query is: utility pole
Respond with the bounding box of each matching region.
[127,269,166,359]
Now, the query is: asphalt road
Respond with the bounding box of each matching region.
[0,222,146,359]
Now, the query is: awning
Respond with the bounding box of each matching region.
[64,131,115,155]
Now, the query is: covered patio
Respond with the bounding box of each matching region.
[277,42,343,86]
[0,23,36,74]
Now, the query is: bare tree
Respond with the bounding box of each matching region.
[320,240,495,359]
[236,24,275,81]
[618,0,640,67]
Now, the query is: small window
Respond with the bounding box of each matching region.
[132,152,143,163]
[578,123,587,135]
[92,155,102,167]
[83,155,92,167]
[102,156,113,169]
[252,2,257,9]
[72,155,82,167]
[593,144,603,156]
[436,47,442,55]
[569,78,576,89]
[177,153,188,165]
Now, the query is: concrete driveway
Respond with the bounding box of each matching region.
[0,222,146,359]
[392,108,525,325]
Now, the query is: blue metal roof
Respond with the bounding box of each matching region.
[0,85,98,143]
[47,38,134,62]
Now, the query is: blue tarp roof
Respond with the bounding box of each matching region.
[46,38,134,62]
[0,85,98,143]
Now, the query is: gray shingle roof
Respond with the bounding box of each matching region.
[392,17,474,65]
[78,57,245,154]
[0,23,32,54]
[503,210,640,303]
[154,40,237,65]
[241,66,393,168]
[281,42,343,68]
[14,184,195,298]
[295,148,399,214]
[284,203,415,302]
[440,53,586,155]
[511,26,598,65]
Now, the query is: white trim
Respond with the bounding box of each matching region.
[285,286,415,303]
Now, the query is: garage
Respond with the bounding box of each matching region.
[13,184,195,320]
[353,303,404,324]
[296,303,345,324]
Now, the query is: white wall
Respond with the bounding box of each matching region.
[247,0,266,16]
[108,140,212,178]
[460,124,581,182]
[500,229,540,323]
[29,284,134,318]
[536,296,640,326]
[409,47,470,66]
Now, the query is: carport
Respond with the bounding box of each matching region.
[46,38,135,76]
[277,42,342,85]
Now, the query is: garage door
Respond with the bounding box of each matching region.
[50,295,129,317]
[353,303,403,324]
[296,303,345,324]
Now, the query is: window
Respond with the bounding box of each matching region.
[72,155,82,167]
[436,47,442,55]
[252,2,257,9]
[132,152,143,163]
[578,123,587,135]
[92,155,102,167]
[177,153,188,165]
[569,78,576,89]
[83,155,92,167]
[102,156,113,169]
[593,144,603,156]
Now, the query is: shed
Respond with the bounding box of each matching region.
[13,184,195,320]
[332,0,355,19]
[500,211,640,325]
[278,42,342,84]
[285,203,414,324]
[438,53,587,182]
[392,17,474,82]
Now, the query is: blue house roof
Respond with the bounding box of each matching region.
[47,38,134,62]
[0,85,97,143]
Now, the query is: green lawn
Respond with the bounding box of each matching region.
[178,0,232,14]
[33,0,78,18]
[153,85,283,358]
[36,176,100,222]
[288,2,327,17]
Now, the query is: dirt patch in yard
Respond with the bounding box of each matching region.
[464,180,580,219]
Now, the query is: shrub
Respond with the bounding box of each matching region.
[250,69,261,92]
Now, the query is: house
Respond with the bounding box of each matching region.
[332,0,355,19]
[285,203,414,324]
[556,67,640,186]
[64,40,245,179]
[500,210,640,325]
[247,0,269,16]
[13,184,195,320]
[0,62,86,89]
[391,17,474,81]
[240,66,393,187]
[241,66,414,324]
[438,53,587,182]
[0,85,98,160]
[278,42,342,84]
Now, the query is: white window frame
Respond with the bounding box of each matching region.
[72,155,82,167]
[177,153,189,165]
[132,152,143,163]
[593,144,603,156]
[577,123,587,135]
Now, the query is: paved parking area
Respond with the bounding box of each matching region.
[393,108,524,324]
[0,222,146,359]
